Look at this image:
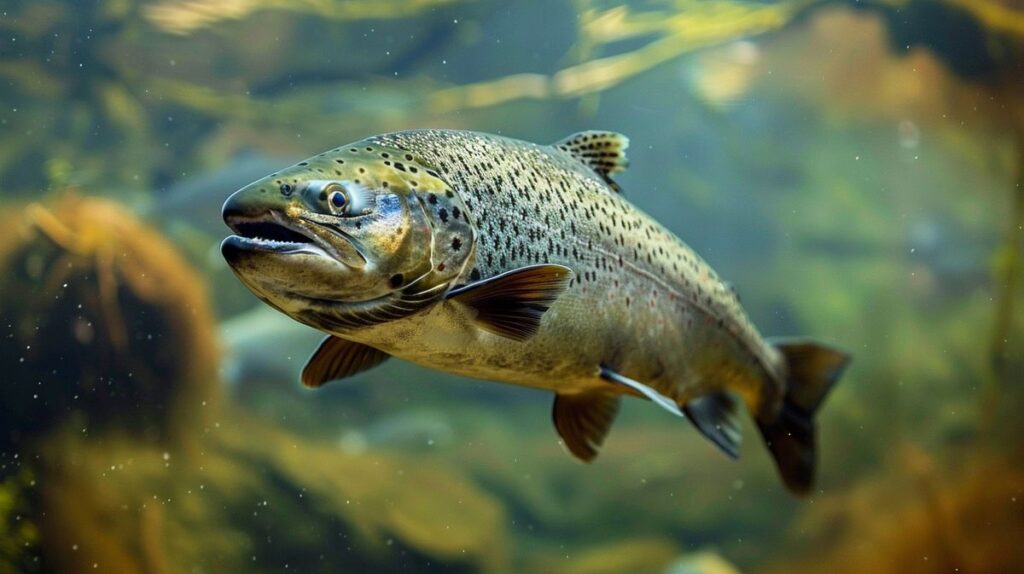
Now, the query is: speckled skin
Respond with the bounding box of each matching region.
[228,129,786,420]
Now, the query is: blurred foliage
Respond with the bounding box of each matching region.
[765,443,1024,574]
[27,414,507,573]
[0,468,38,574]
[0,194,220,450]
[143,0,467,35]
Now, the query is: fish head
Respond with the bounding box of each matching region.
[221,144,476,329]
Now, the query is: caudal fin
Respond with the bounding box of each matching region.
[758,340,850,496]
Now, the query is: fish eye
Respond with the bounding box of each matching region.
[280,183,293,196]
[326,185,348,214]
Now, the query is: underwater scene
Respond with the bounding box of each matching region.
[2,0,1023,572]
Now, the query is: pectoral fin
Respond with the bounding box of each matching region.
[683,392,743,459]
[552,391,621,462]
[599,365,683,417]
[301,335,391,388]
[447,264,573,341]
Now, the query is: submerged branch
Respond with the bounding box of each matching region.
[988,125,1024,385]
[143,0,470,35]
[150,0,801,124]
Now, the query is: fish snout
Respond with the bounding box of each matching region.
[222,188,276,233]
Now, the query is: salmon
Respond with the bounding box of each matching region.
[221,129,850,495]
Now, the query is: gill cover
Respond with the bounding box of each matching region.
[289,144,478,331]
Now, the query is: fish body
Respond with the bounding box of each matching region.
[221,129,849,495]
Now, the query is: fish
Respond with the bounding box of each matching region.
[220,128,850,495]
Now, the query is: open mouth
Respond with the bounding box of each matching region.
[224,215,323,255]
[233,220,309,246]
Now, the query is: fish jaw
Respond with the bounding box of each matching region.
[220,188,366,308]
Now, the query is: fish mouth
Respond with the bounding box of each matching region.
[228,214,315,248]
[222,210,368,271]
[222,212,327,257]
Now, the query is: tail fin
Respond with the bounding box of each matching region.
[758,340,850,496]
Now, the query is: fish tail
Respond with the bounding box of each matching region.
[757,339,850,496]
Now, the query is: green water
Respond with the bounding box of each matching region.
[1,1,1022,572]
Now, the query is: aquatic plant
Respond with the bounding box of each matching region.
[143,0,468,35]
[764,444,1024,574]
[32,416,508,573]
[788,0,1024,423]
[427,0,803,113]
[0,468,38,574]
[0,194,220,449]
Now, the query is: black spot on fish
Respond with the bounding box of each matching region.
[405,154,413,161]
[427,194,438,204]
[394,162,406,172]
[451,237,462,251]
[335,159,345,164]
[452,207,461,220]
[470,268,481,281]
[445,189,454,198]
[390,273,403,288]
[298,162,308,166]
[439,208,449,223]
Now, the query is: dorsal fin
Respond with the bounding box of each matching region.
[554,131,630,192]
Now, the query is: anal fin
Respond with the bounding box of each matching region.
[683,392,743,459]
[447,264,573,341]
[301,335,391,388]
[552,391,621,462]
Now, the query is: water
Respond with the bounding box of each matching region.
[1,1,1022,572]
